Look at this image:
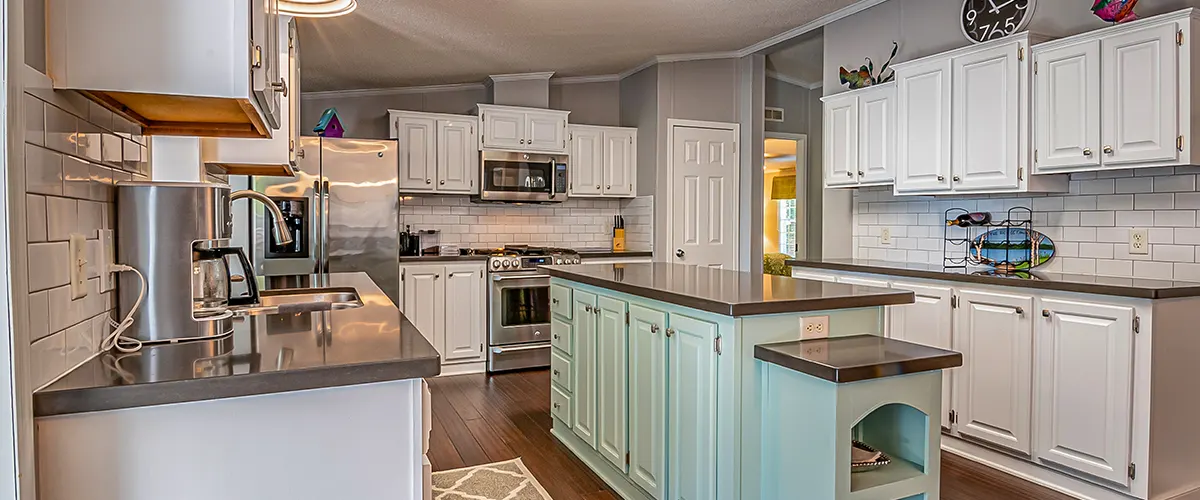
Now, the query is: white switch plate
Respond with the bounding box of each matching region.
[801,315,829,340]
[98,229,115,292]
[880,227,892,245]
[68,233,87,299]
[1130,228,1149,255]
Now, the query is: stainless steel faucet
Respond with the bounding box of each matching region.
[231,190,294,246]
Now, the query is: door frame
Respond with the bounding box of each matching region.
[762,132,808,261]
[665,119,741,270]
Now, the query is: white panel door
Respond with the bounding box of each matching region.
[1035,41,1102,172]
[954,289,1034,455]
[436,118,478,194]
[396,116,436,192]
[1102,24,1179,166]
[401,265,445,356]
[442,264,484,362]
[569,126,603,196]
[670,125,739,269]
[953,42,1021,192]
[895,58,953,193]
[858,84,895,184]
[1036,298,1135,486]
[823,94,859,187]
[890,282,954,429]
[602,129,636,196]
[482,109,525,150]
[526,112,568,152]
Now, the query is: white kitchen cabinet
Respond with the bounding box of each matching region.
[954,289,1034,456]
[391,111,479,194]
[1034,41,1102,172]
[477,104,570,154]
[48,0,282,138]
[895,58,952,193]
[823,83,896,187]
[569,125,638,197]
[400,263,486,368]
[889,282,954,429]
[402,265,444,355]
[1035,298,1135,486]
[1102,24,1179,167]
[822,93,859,187]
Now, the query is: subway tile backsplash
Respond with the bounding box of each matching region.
[852,167,1200,282]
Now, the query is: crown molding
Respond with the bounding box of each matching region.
[301,82,485,100]
[739,0,890,56]
[618,51,744,79]
[550,74,621,85]
[487,71,556,84]
[765,71,823,90]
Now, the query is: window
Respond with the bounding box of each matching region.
[778,199,797,258]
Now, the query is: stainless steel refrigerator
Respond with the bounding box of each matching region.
[248,136,401,303]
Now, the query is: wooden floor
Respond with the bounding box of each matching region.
[427,370,1074,500]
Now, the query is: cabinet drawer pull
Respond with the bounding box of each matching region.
[552,298,559,305]
[553,402,561,410]
[553,369,560,376]
[553,333,560,340]
[1042,309,1051,318]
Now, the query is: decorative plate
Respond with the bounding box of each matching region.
[970,227,1055,270]
[851,440,892,473]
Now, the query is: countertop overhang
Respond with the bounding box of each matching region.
[786,258,1200,299]
[33,272,441,418]
[540,263,914,316]
[399,249,652,263]
[755,335,963,383]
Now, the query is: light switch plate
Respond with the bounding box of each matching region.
[801,315,829,340]
[98,229,115,292]
[880,227,892,245]
[69,233,87,299]
[1130,228,1149,255]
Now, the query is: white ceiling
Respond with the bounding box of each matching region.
[297,0,859,92]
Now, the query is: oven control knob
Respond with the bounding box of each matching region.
[555,258,563,265]
[491,260,501,269]
[502,260,511,268]
[572,257,580,264]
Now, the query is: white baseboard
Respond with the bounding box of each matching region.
[437,361,486,377]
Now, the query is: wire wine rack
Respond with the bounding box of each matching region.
[943,206,1035,270]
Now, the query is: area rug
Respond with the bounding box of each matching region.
[431,458,552,499]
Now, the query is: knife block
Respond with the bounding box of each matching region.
[612,229,626,251]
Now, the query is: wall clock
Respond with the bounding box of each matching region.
[961,0,1036,44]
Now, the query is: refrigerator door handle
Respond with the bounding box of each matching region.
[312,180,323,275]
[321,180,331,274]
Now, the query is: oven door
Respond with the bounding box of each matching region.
[489,273,552,345]
[479,151,563,202]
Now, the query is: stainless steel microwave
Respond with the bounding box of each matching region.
[476,150,568,203]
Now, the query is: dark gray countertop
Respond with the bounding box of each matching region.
[540,263,913,316]
[398,249,651,263]
[786,258,1200,299]
[399,254,490,263]
[755,335,963,383]
[34,272,441,417]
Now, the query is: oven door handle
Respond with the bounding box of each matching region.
[491,344,551,354]
[492,274,548,282]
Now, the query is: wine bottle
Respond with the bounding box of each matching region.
[946,212,992,227]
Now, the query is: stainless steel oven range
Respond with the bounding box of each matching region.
[487,246,581,372]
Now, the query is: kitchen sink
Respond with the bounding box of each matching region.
[231,287,364,316]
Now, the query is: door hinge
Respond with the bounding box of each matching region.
[252,44,263,68]
[714,335,723,355]
[626,452,630,465]
[1034,61,1038,75]
[401,270,405,282]
[1018,46,1025,61]
[1179,30,1185,46]
[1133,315,1141,334]
[951,295,959,309]
[625,311,630,325]
[1035,149,1039,163]
[480,343,483,352]
[1179,135,1185,152]
[733,142,738,154]
[1018,166,1024,181]
[1129,462,1137,480]
[949,410,958,424]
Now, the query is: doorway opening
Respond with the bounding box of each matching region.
[763,135,807,273]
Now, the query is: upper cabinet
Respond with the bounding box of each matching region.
[1034,11,1197,174]
[477,104,570,154]
[569,125,637,198]
[822,83,895,188]
[47,0,282,138]
[894,33,1068,195]
[390,110,480,194]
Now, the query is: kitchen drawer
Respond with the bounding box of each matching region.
[551,317,573,354]
[551,385,572,424]
[551,350,573,392]
[551,284,572,319]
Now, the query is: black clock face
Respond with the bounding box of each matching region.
[961,0,1034,43]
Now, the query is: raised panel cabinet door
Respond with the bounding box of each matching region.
[954,289,1034,455]
[889,282,954,429]
[526,112,568,152]
[858,84,896,184]
[953,41,1022,192]
[550,283,573,319]
[823,94,859,187]
[628,304,668,500]
[895,58,953,193]
[669,313,718,500]
[396,116,437,192]
[1035,41,1102,172]
[402,265,445,357]
[482,109,525,150]
[602,129,637,196]
[596,295,629,472]
[436,118,479,194]
[571,290,599,448]
[1102,23,1179,166]
[1036,298,1135,486]
[569,127,603,196]
[442,264,485,362]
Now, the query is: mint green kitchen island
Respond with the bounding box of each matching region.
[539,263,916,500]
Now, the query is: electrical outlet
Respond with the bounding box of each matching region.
[98,229,115,292]
[880,227,892,245]
[68,233,88,299]
[801,315,830,340]
[1130,228,1149,255]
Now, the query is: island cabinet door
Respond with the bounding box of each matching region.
[889,282,954,429]
[1035,298,1135,486]
[954,289,1034,456]
[628,304,668,500]
[668,313,719,500]
[572,290,599,449]
[596,295,629,472]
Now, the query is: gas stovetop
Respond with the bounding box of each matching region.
[484,245,580,272]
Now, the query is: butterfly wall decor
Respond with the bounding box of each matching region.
[839,42,899,90]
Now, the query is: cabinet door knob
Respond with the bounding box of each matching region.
[665,328,675,338]
[1083,148,1093,157]
[553,402,561,410]
[553,369,560,376]
[552,298,559,305]
[596,185,601,189]
[520,139,527,144]
[1015,307,1024,315]
[846,172,854,177]
[1042,309,1051,318]
[857,171,864,176]
[270,78,288,97]
[650,324,660,333]
[1104,146,1114,154]
[440,180,445,185]
[937,175,945,181]
[553,333,560,340]
[606,185,611,189]
[426,179,432,184]
[953,176,961,182]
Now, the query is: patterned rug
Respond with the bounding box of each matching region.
[431,458,552,499]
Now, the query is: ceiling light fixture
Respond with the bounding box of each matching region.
[279,0,357,18]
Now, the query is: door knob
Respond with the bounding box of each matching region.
[1083,148,1093,157]
[675,249,685,258]
[1104,146,1114,154]
[937,175,945,181]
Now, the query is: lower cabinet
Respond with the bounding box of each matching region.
[596,296,629,471]
[890,282,954,429]
[668,313,719,500]
[628,304,667,499]
[572,290,599,448]
[400,263,486,367]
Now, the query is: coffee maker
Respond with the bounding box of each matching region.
[117,182,292,343]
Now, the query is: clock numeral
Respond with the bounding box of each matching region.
[966,8,978,26]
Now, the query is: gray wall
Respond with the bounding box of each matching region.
[551,80,620,126]
[763,76,825,259]
[764,76,812,135]
[620,67,659,196]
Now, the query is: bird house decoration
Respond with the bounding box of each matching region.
[839,42,899,90]
[1093,0,1139,23]
[313,107,345,138]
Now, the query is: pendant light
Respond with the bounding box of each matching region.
[279,0,357,18]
